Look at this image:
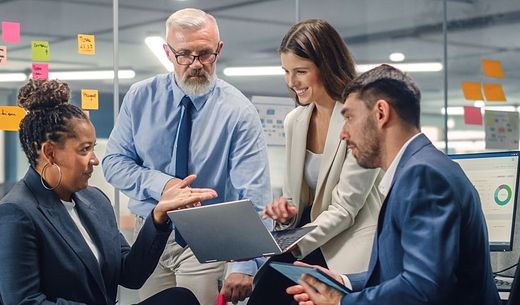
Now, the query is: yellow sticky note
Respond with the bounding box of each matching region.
[81,89,99,110]
[483,83,506,102]
[461,81,483,100]
[482,59,504,79]
[78,34,96,55]
[0,106,26,131]
[31,41,50,61]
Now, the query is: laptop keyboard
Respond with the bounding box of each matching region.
[494,277,513,292]
[271,227,313,251]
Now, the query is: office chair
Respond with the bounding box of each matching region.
[507,257,519,305]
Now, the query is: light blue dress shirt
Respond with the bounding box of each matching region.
[102,73,273,275]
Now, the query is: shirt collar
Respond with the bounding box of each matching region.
[171,73,216,111]
[378,133,422,197]
[61,198,76,210]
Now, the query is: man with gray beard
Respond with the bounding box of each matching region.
[102,8,271,305]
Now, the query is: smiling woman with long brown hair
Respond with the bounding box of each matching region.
[249,19,384,305]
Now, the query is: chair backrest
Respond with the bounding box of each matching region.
[507,257,520,305]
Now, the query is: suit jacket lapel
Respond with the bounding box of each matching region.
[290,104,314,206]
[23,168,107,298]
[364,194,389,287]
[73,193,114,264]
[392,134,431,183]
[363,134,431,286]
[73,193,114,290]
[314,102,344,200]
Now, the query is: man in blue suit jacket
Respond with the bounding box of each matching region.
[287,64,500,305]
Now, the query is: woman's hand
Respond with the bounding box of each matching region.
[153,175,217,224]
[261,197,298,224]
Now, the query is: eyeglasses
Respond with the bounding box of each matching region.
[166,43,220,65]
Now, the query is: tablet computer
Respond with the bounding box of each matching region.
[269,261,351,295]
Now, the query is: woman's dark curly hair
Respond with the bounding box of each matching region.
[18,79,88,167]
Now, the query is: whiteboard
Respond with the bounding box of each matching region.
[252,96,295,146]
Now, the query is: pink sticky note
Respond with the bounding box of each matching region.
[32,63,48,80]
[463,106,483,125]
[2,22,20,43]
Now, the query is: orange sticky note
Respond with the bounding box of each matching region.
[32,63,48,80]
[2,22,20,43]
[461,81,483,100]
[77,34,96,55]
[0,46,6,65]
[0,106,26,131]
[482,59,504,79]
[81,89,99,110]
[463,106,483,125]
[483,83,506,102]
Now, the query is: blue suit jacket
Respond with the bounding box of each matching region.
[0,168,171,305]
[342,135,500,305]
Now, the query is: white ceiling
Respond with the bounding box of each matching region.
[1,0,519,115]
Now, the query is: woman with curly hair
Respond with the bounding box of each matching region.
[0,79,216,305]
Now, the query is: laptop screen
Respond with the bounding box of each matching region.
[449,151,519,251]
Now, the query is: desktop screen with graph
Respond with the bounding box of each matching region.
[450,151,519,251]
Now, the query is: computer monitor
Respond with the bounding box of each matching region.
[449,151,519,251]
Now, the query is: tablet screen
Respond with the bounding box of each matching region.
[270,261,351,295]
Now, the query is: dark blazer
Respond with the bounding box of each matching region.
[342,134,500,305]
[0,167,171,305]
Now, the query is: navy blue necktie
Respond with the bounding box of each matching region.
[175,95,192,247]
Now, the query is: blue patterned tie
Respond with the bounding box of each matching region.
[175,95,192,247]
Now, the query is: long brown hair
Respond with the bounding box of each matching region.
[279,19,357,104]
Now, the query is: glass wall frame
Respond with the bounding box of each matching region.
[1,0,519,285]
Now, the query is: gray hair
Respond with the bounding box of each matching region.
[165,8,219,39]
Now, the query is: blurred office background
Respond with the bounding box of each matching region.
[1,0,519,303]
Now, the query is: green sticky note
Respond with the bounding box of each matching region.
[32,41,50,61]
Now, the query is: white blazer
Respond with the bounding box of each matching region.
[278,101,384,274]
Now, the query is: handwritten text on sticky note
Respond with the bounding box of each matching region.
[81,89,99,110]
[0,106,26,131]
[32,41,50,61]
[0,46,6,65]
[32,63,48,80]
[78,34,96,55]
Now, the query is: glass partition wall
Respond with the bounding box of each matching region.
[1,0,519,283]
[0,0,114,185]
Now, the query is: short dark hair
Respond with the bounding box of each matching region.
[18,79,88,167]
[279,19,356,104]
[343,64,421,128]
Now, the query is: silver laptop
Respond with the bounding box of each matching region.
[167,199,316,263]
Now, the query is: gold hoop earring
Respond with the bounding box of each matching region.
[41,163,62,191]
